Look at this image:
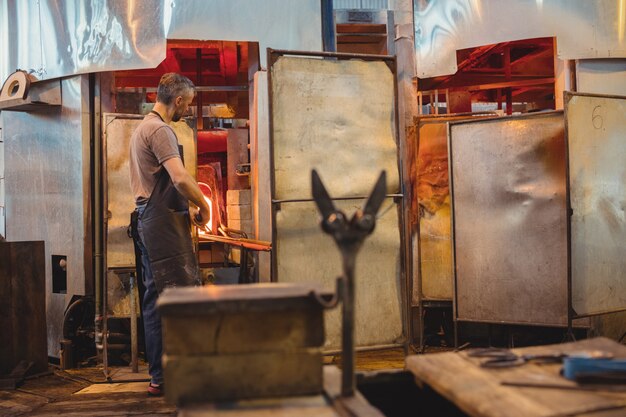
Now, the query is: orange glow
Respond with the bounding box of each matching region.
[198,182,214,234]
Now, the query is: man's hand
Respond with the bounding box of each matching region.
[164,157,212,228]
[191,206,210,228]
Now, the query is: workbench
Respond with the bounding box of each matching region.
[406,337,626,417]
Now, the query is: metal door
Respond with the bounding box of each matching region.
[565,92,626,318]
[449,112,570,326]
[268,50,407,350]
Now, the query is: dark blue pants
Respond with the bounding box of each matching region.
[137,206,163,386]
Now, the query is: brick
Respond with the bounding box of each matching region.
[226,204,252,220]
[226,189,251,205]
[227,219,254,236]
[164,350,323,404]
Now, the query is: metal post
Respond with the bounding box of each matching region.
[130,273,138,373]
[341,250,356,397]
[504,46,512,115]
[93,74,105,375]
[321,0,336,52]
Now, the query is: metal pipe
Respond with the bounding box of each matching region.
[95,343,130,351]
[321,0,336,52]
[116,86,248,93]
[92,73,105,372]
[130,273,138,373]
[272,194,403,204]
[62,297,88,338]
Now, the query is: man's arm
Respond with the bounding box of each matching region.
[163,157,210,224]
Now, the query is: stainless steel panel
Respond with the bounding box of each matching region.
[566,93,626,317]
[275,198,403,350]
[104,114,197,270]
[450,112,569,325]
[251,71,272,282]
[271,56,400,200]
[577,59,626,96]
[1,0,322,81]
[3,76,91,356]
[414,0,626,78]
[166,0,323,69]
[0,0,165,83]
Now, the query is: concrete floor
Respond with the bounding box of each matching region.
[0,349,415,417]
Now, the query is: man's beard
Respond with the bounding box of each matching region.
[172,112,182,122]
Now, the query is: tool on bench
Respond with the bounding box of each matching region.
[467,347,613,368]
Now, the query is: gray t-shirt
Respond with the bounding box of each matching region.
[129,112,180,205]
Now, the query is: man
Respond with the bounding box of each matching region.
[129,73,210,396]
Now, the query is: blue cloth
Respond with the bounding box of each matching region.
[136,205,163,386]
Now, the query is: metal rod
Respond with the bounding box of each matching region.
[321,0,336,52]
[341,248,356,397]
[93,75,106,379]
[130,273,138,373]
[116,86,248,93]
[272,194,403,204]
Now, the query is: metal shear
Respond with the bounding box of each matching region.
[311,169,387,397]
[467,347,566,368]
[466,347,616,369]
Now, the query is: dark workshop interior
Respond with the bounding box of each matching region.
[1,1,625,416]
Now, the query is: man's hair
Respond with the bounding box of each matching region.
[156,73,195,105]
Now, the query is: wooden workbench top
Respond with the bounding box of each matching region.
[406,337,626,417]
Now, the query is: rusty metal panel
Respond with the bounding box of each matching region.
[3,76,90,356]
[103,114,197,269]
[566,93,626,317]
[270,56,400,201]
[414,0,626,78]
[275,198,403,350]
[104,114,142,269]
[415,114,497,303]
[450,112,569,326]
[170,120,197,180]
[417,121,452,301]
[0,241,47,375]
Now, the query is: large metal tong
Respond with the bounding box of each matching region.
[311,169,387,397]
